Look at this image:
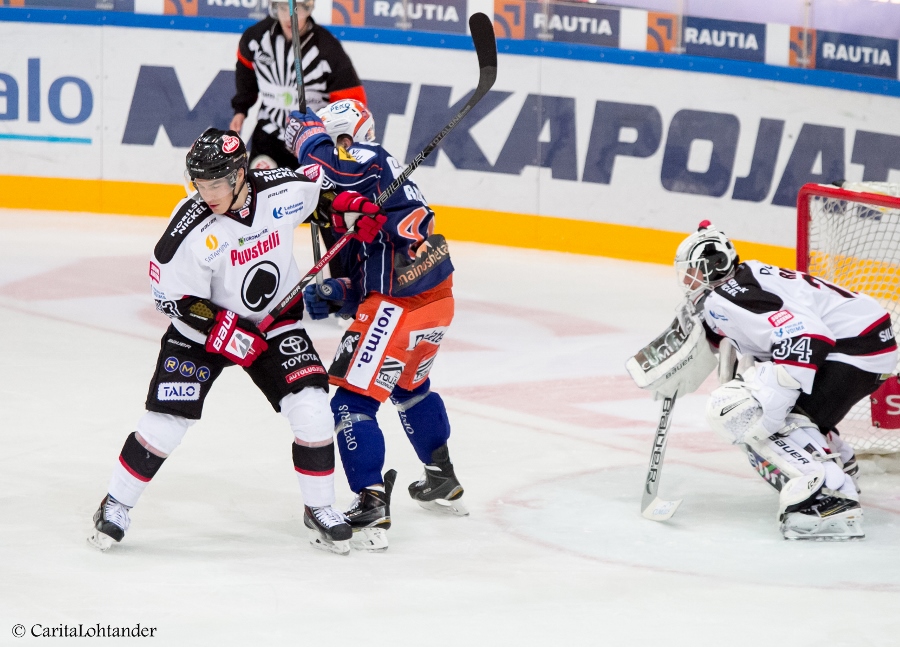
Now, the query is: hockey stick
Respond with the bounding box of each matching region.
[258,12,497,333]
[286,0,327,290]
[641,393,682,521]
[373,12,497,207]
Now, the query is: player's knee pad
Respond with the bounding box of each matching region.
[280,387,333,444]
[391,380,451,464]
[135,411,195,456]
[331,388,385,492]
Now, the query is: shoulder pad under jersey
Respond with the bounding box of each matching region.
[712,263,784,314]
[154,199,214,264]
[250,167,310,191]
[343,144,380,166]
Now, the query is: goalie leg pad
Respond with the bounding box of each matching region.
[706,379,763,445]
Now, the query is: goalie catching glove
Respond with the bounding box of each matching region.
[205,310,268,367]
[626,311,717,399]
[330,191,387,243]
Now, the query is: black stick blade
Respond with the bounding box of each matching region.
[469,12,498,73]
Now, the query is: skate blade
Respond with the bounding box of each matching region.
[415,498,469,517]
[307,528,350,555]
[87,530,114,552]
[781,519,865,541]
[350,528,389,552]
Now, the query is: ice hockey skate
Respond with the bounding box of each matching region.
[345,469,396,552]
[303,505,352,555]
[87,494,131,551]
[780,494,865,541]
[409,445,468,516]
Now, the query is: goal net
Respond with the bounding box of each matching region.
[797,182,900,454]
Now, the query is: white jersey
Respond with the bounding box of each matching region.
[702,260,897,393]
[149,166,322,342]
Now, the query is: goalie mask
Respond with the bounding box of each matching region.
[317,99,376,146]
[675,220,739,301]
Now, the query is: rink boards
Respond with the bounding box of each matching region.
[3,12,900,263]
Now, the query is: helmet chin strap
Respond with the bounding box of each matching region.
[226,170,249,212]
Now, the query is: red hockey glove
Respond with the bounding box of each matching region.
[205,310,268,367]
[330,191,388,244]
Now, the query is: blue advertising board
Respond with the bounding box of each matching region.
[815,30,897,80]
[682,16,765,64]
[524,2,619,47]
[365,0,466,34]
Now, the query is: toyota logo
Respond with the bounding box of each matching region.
[279,335,309,355]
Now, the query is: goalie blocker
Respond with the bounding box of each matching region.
[626,311,718,400]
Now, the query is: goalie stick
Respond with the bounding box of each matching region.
[258,12,498,332]
[628,314,694,521]
[641,394,682,521]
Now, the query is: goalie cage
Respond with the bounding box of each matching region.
[797,181,900,455]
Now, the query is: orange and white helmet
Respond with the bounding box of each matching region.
[675,220,739,300]
[316,99,376,145]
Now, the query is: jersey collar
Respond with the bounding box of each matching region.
[224,182,257,227]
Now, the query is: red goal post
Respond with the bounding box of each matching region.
[797,182,900,454]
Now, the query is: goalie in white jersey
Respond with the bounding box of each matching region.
[670,221,897,540]
[88,128,383,555]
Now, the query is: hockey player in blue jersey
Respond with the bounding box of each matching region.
[284,100,467,551]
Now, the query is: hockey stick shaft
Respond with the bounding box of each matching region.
[259,231,353,331]
[288,0,307,113]
[640,393,682,521]
[259,13,497,332]
[286,0,326,288]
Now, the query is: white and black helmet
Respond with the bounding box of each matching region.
[674,220,739,300]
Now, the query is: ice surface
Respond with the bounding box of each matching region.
[1,209,899,646]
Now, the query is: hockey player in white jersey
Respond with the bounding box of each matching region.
[673,221,897,540]
[88,128,383,555]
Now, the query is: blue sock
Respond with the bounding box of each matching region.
[331,388,385,493]
[391,379,452,464]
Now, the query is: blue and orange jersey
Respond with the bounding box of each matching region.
[299,136,453,298]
